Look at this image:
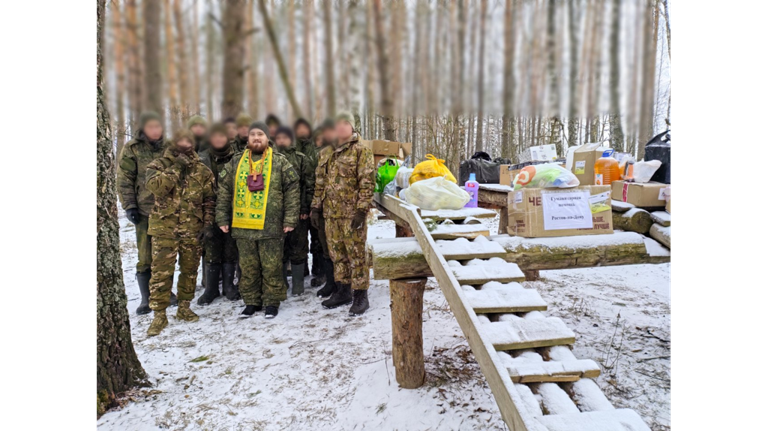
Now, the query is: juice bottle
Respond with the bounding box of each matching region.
[464,173,479,208]
[594,149,619,185]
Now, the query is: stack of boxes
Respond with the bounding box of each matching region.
[360,140,413,166]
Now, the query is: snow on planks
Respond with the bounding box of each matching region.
[535,409,650,431]
[482,317,576,351]
[461,282,547,313]
[450,257,526,284]
[431,223,490,239]
[420,206,497,221]
[498,350,600,383]
[436,236,508,260]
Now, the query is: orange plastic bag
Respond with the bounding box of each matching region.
[409,154,457,185]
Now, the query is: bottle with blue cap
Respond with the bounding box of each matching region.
[464,172,479,208]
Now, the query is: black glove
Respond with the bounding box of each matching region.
[197,225,217,242]
[175,153,193,169]
[125,208,141,225]
[310,208,322,230]
[350,209,368,230]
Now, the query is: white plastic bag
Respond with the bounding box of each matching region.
[402,176,470,210]
[633,160,662,183]
[513,163,580,190]
[395,167,414,189]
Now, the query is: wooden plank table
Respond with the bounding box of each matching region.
[478,184,514,234]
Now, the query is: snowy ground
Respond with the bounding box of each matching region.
[98,210,670,431]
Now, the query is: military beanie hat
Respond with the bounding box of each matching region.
[265,113,281,126]
[236,112,253,127]
[320,118,335,131]
[172,130,196,146]
[209,122,227,136]
[275,126,294,142]
[187,115,207,129]
[335,111,355,128]
[248,121,270,136]
[293,117,312,133]
[139,111,162,130]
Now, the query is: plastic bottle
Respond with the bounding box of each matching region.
[594,149,619,185]
[464,173,479,208]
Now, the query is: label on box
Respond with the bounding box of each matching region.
[595,173,604,185]
[622,182,629,202]
[588,191,611,213]
[541,190,593,231]
[514,191,523,204]
[575,161,586,174]
[658,187,671,200]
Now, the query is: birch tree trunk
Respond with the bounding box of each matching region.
[373,0,395,140]
[173,0,190,123]
[303,0,314,121]
[143,0,163,118]
[111,1,127,152]
[608,0,625,149]
[475,0,487,152]
[502,0,516,159]
[546,0,562,150]
[322,0,336,116]
[125,0,142,126]
[164,0,179,131]
[638,0,658,159]
[191,0,201,113]
[221,0,246,119]
[97,0,147,417]
[567,0,581,147]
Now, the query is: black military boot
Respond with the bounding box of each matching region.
[322,283,352,309]
[316,258,337,298]
[240,304,262,317]
[136,270,151,315]
[265,305,279,319]
[303,262,310,277]
[222,262,240,300]
[170,291,178,307]
[310,254,326,288]
[197,263,222,305]
[291,261,306,296]
[349,290,370,316]
[201,259,208,287]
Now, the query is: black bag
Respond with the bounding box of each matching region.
[459,158,501,184]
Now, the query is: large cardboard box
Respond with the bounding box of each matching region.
[507,186,613,238]
[361,139,411,166]
[519,144,558,164]
[571,143,609,185]
[611,181,670,208]
[499,165,518,187]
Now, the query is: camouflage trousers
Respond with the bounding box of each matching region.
[204,228,239,265]
[236,237,286,307]
[136,214,153,273]
[326,217,369,291]
[283,219,309,264]
[149,237,202,311]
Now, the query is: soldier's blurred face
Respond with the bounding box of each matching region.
[210,132,228,150]
[225,122,237,140]
[295,123,311,139]
[322,128,337,146]
[314,135,323,148]
[268,123,279,137]
[176,137,194,152]
[335,121,353,141]
[275,133,292,149]
[144,120,163,141]
[237,125,249,139]
[248,129,269,153]
[190,124,206,137]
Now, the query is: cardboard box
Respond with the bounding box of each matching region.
[571,143,609,185]
[499,165,518,187]
[519,144,558,164]
[611,181,670,208]
[666,195,671,213]
[506,186,613,238]
[400,142,413,158]
[371,140,401,157]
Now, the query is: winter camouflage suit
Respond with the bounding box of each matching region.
[145,148,216,310]
[117,132,169,272]
[311,133,375,291]
[216,148,301,307]
[277,139,315,265]
[199,145,239,265]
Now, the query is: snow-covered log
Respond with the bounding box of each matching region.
[612,208,653,234]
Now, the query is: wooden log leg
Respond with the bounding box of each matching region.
[523,269,541,281]
[498,207,509,235]
[389,278,427,389]
[395,222,414,238]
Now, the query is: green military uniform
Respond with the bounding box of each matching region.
[145,148,216,311]
[277,140,315,265]
[231,136,248,154]
[311,133,375,291]
[216,145,301,308]
[117,131,169,272]
[199,145,239,265]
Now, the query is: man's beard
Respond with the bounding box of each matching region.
[248,140,267,152]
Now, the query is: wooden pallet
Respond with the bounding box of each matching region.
[374,193,651,431]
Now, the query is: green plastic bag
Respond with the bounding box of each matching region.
[375,158,400,193]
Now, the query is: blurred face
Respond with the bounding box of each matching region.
[225,122,237,140]
[295,123,311,139]
[322,127,337,146]
[275,133,292,149]
[335,121,353,141]
[190,124,206,137]
[143,120,163,141]
[314,134,323,148]
[237,125,249,139]
[268,123,278,137]
[248,128,269,153]
[176,137,194,152]
[210,132,228,150]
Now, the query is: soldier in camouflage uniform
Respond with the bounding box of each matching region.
[232,113,252,153]
[265,113,281,141]
[144,130,216,336]
[117,111,176,315]
[310,111,375,316]
[216,121,301,319]
[274,126,315,296]
[187,115,209,153]
[293,118,322,282]
[224,117,238,141]
[197,123,240,305]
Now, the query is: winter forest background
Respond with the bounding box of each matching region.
[102,0,671,175]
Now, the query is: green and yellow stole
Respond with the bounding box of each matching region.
[232,147,273,230]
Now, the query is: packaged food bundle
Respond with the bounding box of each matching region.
[513,163,580,190]
[375,157,400,193]
[410,154,457,185]
[402,176,470,210]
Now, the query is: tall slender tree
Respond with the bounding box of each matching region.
[608,0,625,149]
[638,0,659,159]
[372,0,395,140]
[111,0,127,151]
[258,0,303,117]
[191,0,201,113]
[97,0,146,417]
[247,0,261,119]
[205,0,215,120]
[125,0,142,126]
[303,0,314,121]
[475,0,487,152]
[165,0,179,130]
[322,0,336,116]
[143,0,163,117]
[502,0,517,159]
[221,0,246,119]
[173,0,190,123]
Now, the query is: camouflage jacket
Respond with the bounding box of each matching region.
[231,136,248,154]
[195,135,210,154]
[215,150,301,240]
[296,138,318,171]
[145,148,216,239]
[311,134,375,219]
[277,145,315,215]
[117,133,169,215]
[199,145,235,190]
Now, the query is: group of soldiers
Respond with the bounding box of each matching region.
[117,109,375,336]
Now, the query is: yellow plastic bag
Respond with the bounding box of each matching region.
[409,154,457,185]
